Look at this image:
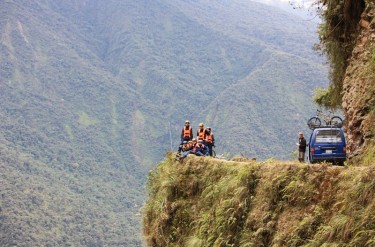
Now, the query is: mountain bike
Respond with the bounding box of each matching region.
[211,146,216,158]
[307,109,343,129]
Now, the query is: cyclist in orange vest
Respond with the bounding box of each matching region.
[178,139,196,160]
[181,120,193,141]
[178,120,193,153]
[204,127,215,156]
[196,122,206,140]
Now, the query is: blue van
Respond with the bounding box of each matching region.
[308,127,346,165]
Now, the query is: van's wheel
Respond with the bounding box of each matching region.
[333,160,344,166]
[309,157,316,164]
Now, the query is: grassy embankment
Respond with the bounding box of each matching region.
[144,153,375,246]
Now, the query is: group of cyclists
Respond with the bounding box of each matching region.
[176,120,215,160]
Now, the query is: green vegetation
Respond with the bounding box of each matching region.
[143,1,375,245]
[363,145,375,166]
[1,0,373,244]
[144,154,375,246]
[313,0,375,163]
[1,0,328,244]
[368,43,375,73]
[313,0,365,109]
[0,150,142,246]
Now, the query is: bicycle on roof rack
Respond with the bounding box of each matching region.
[307,109,343,130]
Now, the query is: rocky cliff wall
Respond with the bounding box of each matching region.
[342,6,375,162]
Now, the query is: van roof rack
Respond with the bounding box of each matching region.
[307,123,343,130]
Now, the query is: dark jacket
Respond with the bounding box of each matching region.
[194,143,209,155]
[204,130,215,144]
[299,137,307,152]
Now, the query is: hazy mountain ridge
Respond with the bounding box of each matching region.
[201,50,327,157]
[164,0,320,61]
[78,0,328,158]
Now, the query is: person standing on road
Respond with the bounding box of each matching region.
[178,120,193,153]
[181,120,193,142]
[296,131,307,162]
[204,127,215,156]
[177,140,195,161]
[197,123,206,140]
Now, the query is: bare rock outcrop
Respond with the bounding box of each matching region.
[342,7,375,161]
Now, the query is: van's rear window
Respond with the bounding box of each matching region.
[316,130,342,143]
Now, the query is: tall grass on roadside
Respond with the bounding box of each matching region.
[144,153,375,247]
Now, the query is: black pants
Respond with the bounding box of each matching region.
[206,143,214,156]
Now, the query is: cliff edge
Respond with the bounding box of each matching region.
[143,154,375,246]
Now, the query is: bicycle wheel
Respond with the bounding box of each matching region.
[330,116,343,127]
[307,117,321,129]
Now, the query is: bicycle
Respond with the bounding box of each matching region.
[211,145,216,158]
[307,109,343,130]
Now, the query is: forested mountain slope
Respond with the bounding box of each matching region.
[76,0,328,159]
[0,0,327,245]
[0,0,328,161]
[0,0,147,245]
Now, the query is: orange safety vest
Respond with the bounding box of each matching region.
[182,142,193,151]
[205,133,213,143]
[197,129,205,140]
[183,126,192,139]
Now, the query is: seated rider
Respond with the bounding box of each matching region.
[182,141,193,152]
[179,139,196,160]
[193,139,209,156]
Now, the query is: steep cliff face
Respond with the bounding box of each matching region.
[342,6,375,162]
[143,155,375,246]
